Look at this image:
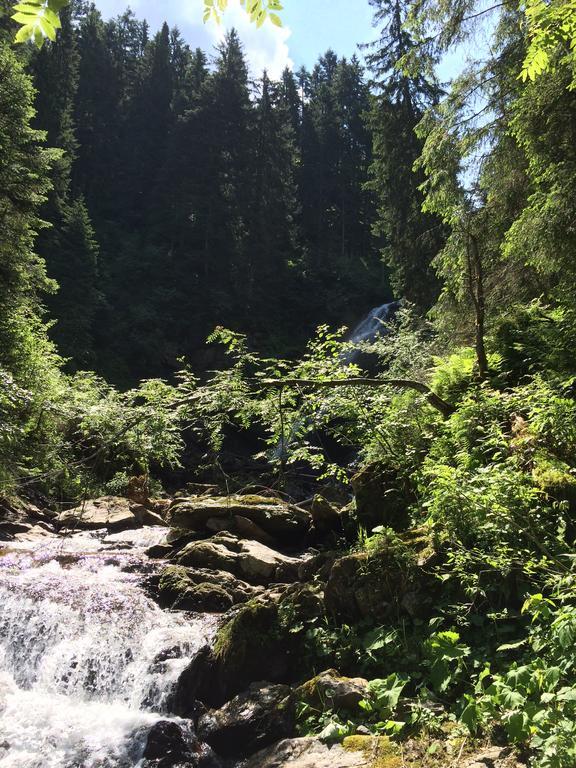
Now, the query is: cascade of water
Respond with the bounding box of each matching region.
[0,530,217,768]
[343,301,399,364]
[275,301,399,458]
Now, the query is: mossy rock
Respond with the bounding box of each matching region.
[351,462,411,533]
[342,736,402,768]
[296,669,368,711]
[533,453,576,503]
[174,582,233,612]
[533,452,576,540]
[158,565,192,607]
[324,544,434,623]
[213,599,283,671]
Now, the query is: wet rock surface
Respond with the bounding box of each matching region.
[242,737,369,768]
[197,683,295,757]
[142,720,222,767]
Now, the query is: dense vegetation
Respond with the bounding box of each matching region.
[2,0,576,764]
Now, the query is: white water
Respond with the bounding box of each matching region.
[348,302,396,345]
[0,529,218,768]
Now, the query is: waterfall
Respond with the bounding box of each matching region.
[342,301,399,364]
[0,530,217,768]
[276,301,399,458]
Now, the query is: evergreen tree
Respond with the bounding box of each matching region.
[31,7,101,367]
[121,21,174,224]
[47,196,99,368]
[0,41,57,384]
[196,29,254,318]
[246,71,300,341]
[365,0,444,310]
[74,6,122,219]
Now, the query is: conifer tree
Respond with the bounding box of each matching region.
[365,0,444,310]
[0,41,57,383]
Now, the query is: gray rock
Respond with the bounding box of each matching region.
[242,737,367,768]
[295,670,369,711]
[351,462,410,532]
[173,583,233,613]
[167,495,310,542]
[158,564,263,609]
[142,720,221,768]
[56,496,166,531]
[197,683,295,758]
[176,534,302,586]
[324,548,435,623]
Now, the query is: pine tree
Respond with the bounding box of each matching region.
[47,196,99,367]
[195,29,254,318]
[74,6,123,219]
[30,6,102,369]
[0,41,58,383]
[246,71,300,340]
[365,0,444,310]
[122,21,174,224]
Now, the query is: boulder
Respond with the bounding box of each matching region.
[242,737,379,768]
[0,497,56,540]
[142,720,221,768]
[198,683,296,758]
[295,670,369,712]
[14,524,57,541]
[143,721,193,763]
[173,600,292,711]
[324,546,433,623]
[176,534,302,586]
[351,463,410,532]
[173,583,233,613]
[167,495,310,543]
[310,496,343,532]
[297,551,338,583]
[157,564,263,610]
[146,543,175,559]
[56,496,166,531]
[0,520,33,538]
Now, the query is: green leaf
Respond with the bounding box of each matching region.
[14,22,34,42]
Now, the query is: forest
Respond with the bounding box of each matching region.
[1,0,576,766]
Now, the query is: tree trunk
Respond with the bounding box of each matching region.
[466,232,489,380]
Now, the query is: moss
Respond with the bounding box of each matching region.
[342,735,402,768]
[234,494,279,506]
[176,582,233,612]
[158,565,192,600]
[533,453,576,500]
[213,599,278,665]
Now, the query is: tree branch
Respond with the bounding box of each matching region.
[258,377,455,418]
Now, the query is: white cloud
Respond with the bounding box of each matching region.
[96,0,293,79]
[201,0,294,79]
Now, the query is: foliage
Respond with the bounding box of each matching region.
[203,0,283,27]
[7,0,284,48]
[522,0,576,87]
[461,584,576,768]
[10,0,68,47]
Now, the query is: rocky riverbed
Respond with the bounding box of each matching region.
[0,493,525,768]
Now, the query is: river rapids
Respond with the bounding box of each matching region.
[0,528,218,767]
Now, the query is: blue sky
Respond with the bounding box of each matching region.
[93,0,377,77]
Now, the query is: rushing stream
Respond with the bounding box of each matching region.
[0,528,218,768]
